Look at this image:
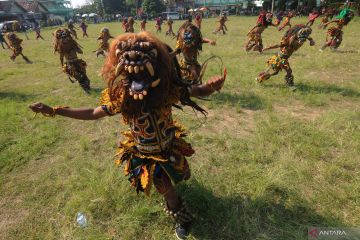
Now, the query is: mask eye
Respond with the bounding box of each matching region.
[183,32,193,43]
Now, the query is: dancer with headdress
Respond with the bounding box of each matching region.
[29,31,225,240]
[256,25,315,88]
[95,28,113,57]
[319,6,354,51]
[318,7,336,29]
[172,22,216,84]
[245,11,276,53]
[6,32,31,63]
[53,28,90,92]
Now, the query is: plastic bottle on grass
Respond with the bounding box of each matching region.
[76,212,87,228]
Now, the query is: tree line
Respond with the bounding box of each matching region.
[74,0,166,17]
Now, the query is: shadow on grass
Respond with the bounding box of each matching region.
[179,179,343,240]
[262,83,360,98]
[90,87,105,96]
[247,52,306,57]
[332,49,359,54]
[211,91,265,110]
[296,83,360,98]
[0,92,38,102]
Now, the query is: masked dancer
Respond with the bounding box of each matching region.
[256,25,315,88]
[30,32,225,240]
[53,28,90,92]
[320,6,354,51]
[245,11,276,53]
[6,32,31,63]
[172,22,216,84]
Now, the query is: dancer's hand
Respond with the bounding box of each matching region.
[210,40,216,46]
[190,75,225,97]
[206,75,225,92]
[29,102,53,115]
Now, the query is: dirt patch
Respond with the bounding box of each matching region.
[274,99,360,122]
[201,108,257,138]
[0,196,30,240]
[274,101,325,121]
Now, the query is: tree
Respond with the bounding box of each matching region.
[142,0,166,16]
[103,0,126,14]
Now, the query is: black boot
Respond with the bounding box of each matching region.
[163,198,193,240]
[285,75,296,91]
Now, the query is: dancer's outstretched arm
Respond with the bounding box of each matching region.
[29,103,108,120]
[190,75,224,97]
[323,19,340,27]
[202,38,216,45]
[262,43,282,52]
[59,53,64,66]
[308,37,315,46]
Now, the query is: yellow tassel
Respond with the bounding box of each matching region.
[141,165,149,192]
[115,159,121,166]
[124,161,131,175]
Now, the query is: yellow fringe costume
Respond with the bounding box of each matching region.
[6,33,31,63]
[62,59,87,78]
[100,88,194,195]
[266,53,289,71]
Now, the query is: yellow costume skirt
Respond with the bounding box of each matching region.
[267,54,289,71]
[63,59,87,78]
[115,125,194,195]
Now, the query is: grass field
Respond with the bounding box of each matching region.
[1,16,360,240]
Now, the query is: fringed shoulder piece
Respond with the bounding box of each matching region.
[100,88,123,115]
